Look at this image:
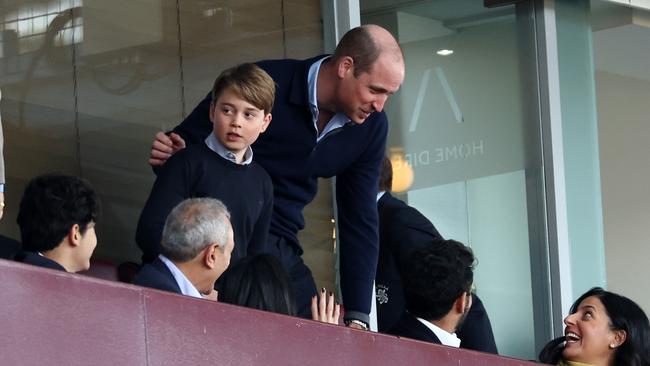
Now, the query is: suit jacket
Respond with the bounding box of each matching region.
[0,235,21,260]
[133,258,181,294]
[458,294,498,354]
[376,192,442,332]
[390,311,441,345]
[376,192,498,354]
[15,251,66,271]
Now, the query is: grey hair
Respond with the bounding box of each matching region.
[160,198,231,262]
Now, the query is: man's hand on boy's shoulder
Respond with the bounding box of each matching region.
[149,131,186,167]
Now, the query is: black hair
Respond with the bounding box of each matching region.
[217,254,296,316]
[402,239,475,321]
[539,287,650,366]
[17,174,100,252]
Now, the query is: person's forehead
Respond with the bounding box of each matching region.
[217,88,263,110]
[579,296,604,311]
[365,58,404,91]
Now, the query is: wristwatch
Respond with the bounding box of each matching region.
[344,319,369,330]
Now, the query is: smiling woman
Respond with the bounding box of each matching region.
[538,287,650,366]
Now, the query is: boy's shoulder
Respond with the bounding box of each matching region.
[166,142,212,163]
[248,161,272,181]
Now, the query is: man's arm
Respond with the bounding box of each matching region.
[335,115,388,326]
[136,153,193,262]
[148,92,213,168]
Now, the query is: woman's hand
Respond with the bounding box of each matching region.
[311,287,341,325]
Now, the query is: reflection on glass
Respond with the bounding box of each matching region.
[0,0,324,270]
[362,0,544,359]
[592,0,650,313]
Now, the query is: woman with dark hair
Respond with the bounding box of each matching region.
[217,254,340,324]
[217,254,297,316]
[539,287,650,366]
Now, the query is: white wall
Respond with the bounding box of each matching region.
[597,70,650,313]
[408,170,535,360]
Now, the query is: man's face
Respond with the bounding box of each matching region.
[337,55,404,124]
[210,87,271,162]
[76,222,97,272]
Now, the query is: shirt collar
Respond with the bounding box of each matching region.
[205,133,253,165]
[307,56,352,142]
[377,191,386,202]
[159,254,203,299]
[415,316,462,348]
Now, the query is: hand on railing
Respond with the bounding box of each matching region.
[311,287,341,325]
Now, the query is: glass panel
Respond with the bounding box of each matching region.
[76,0,183,263]
[592,0,650,312]
[361,0,546,359]
[0,0,79,238]
[0,0,326,283]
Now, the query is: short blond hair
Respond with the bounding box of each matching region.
[211,63,275,114]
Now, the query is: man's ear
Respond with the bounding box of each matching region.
[337,56,354,78]
[203,244,219,269]
[454,292,471,315]
[68,224,81,247]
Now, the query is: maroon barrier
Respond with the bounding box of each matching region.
[0,259,545,366]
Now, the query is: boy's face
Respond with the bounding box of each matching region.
[210,87,272,163]
[73,221,98,272]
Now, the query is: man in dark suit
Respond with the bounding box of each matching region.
[390,239,474,348]
[147,25,405,329]
[0,235,21,260]
[376,157,498,353]
[14,174,100,273]
[134,198,233,301]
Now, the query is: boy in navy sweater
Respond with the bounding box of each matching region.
[136,63,274,265]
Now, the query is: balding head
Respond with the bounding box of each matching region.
[333,24,404,77]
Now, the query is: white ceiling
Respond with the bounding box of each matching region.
[360,0,650,81]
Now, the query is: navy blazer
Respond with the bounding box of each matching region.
[390,311,442,345]
[133,258,181,294]
[376,192,442,332]
[0,235,21,260]
[15,251,66,271]
[376,192,498,354]
[168,56,388,318]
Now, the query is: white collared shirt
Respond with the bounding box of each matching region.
[416,317,462,348]
[159,255,203,299]
[377,191,386,202]
[307,56,352,142]
[205,133,253,165]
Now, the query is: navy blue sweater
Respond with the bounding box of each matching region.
[137,143,273,264]
[170,56,387,319]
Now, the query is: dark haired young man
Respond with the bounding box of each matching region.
[376,156,497,353]
[391,239,474,347]
[15,174,100,273]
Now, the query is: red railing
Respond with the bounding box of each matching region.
[0,259,543,366]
